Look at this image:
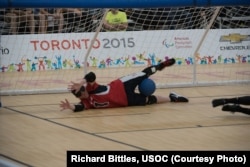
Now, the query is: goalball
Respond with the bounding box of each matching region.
[139,78,156,96]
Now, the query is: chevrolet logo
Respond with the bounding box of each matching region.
[219,33,250,43]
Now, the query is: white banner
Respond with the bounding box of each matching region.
[1,29,249,72]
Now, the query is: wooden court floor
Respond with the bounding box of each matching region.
[0,84,250,166]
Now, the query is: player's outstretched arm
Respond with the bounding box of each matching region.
[60,99,75,111]
[60,99,85,112]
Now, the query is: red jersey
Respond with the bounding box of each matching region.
[81,79,128,109]
[85,81,99,93]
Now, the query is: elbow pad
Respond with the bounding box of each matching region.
[74,103,85,112]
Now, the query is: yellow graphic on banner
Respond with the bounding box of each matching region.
[220,33,250,43]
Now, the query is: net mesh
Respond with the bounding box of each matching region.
[1,7,249,34]
[0,7,249,95]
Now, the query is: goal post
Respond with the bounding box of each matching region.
[1,1,250,95]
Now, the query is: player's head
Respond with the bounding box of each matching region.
[71,72,98,99]
[84,72,96,83]
[84,71,99,93]
[84,71,98,93]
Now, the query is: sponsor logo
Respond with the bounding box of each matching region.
[219,33,250,44]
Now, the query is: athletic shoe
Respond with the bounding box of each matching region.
[158,58,176,71]
[169,92,189,102]
[222,104,239,113]
[212,98,226,107]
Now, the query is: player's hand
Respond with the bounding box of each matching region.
[60,99,73,111]
[68,81,82,92]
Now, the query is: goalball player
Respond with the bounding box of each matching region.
[60,58,189,112]
[212,96,250,115]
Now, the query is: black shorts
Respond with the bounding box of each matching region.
[119,72,148,106]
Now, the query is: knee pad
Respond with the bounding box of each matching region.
[147,95,157,105]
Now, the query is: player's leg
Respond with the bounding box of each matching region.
[212,96,250,107]
[222,104,250,115]
[120,71,148,92]
[127,91,188,106]
[152,93,189,104]
[128,92,189,106]
[228,96,250,105]
[157,58,176,71]
[169,92,189,102]
[142,58,176,76]
[121,58,176,90]
[126,92,147,106]
[127,93,162,106]
[122,58,177,99]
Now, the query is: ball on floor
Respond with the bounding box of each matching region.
[139,78,156,96]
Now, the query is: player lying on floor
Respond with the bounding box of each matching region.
[212,96,250,115]
[60,58,189,112]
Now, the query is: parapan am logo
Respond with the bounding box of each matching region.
[219,33,250,44]
[162,39,174,48]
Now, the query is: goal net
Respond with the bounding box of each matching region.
[0,6,250,95]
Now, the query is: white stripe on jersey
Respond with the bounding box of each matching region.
[119,71,146,83]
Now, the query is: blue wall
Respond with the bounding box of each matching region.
[1,0,250,8]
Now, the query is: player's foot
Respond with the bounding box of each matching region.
[157,58,176,71]
[212,98,226,107]
[169,92,189,102]
[222,104,239,114]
